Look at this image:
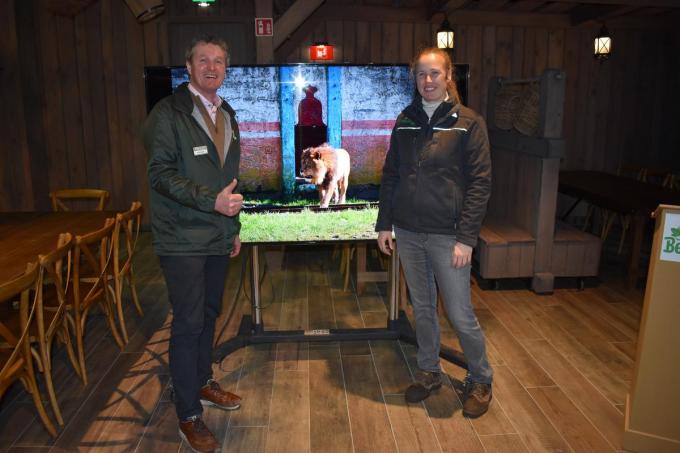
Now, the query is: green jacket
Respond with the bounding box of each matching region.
[144,83,241,256]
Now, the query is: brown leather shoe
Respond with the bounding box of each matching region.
[179,416,219,453]
[200,379,241,410]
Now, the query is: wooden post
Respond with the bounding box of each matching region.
[624,204,680,452]
[255,0,273,64]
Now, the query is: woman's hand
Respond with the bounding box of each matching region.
[377,231,394,255]
[451,242,472,268]
[230,234,241,258]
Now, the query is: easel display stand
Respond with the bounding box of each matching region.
[213,242,467,370]
[623,204,680,452]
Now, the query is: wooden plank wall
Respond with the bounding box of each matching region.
[1,0,678,212]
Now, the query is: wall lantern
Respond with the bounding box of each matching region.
[192,0,214,7]
[594,24,612,60]
[309,42,334,61]
[437,18,455,49]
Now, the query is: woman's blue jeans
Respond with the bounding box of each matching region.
[395,226,493,384]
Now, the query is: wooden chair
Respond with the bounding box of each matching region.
[49,188,109,211]
[35,233,81,426]
[0,263,58,437]
[112,202,144,343]
[68,218,124,385]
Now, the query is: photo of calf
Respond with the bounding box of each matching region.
[300,144,351,208]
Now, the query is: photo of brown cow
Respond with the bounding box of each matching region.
[300,144,351,208]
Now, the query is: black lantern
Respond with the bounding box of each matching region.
[594,24,612,60]
[437,18,455,50]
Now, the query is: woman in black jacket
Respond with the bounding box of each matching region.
[376,47,493,418]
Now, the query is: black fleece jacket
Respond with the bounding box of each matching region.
[375,97,492,248]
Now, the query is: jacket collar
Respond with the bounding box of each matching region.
[172,82,236,118]
[404,94,461,127]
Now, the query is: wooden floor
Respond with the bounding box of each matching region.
[0,233,644,453]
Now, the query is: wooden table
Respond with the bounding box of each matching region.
[0,211,117,283]
[559,171,680,287]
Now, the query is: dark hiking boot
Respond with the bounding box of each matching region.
[405,370,443,403]
[462,382,492,418]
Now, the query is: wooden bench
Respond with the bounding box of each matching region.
[477,223,535,279]
[552,222,601,278]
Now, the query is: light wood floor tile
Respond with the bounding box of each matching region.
[528,386,615,452]
[476,309,555,387]
[275,342,309,371]
[266,370,310,453]
[384,395,442,453]
[134,401,180,452]
[478,433,530,453]
[230,345,276,427]
[521,339,624,449]
[472,289,542,341]
[543,305,634,381]
[309,347,353,453]
[342,355,397,453]
[492,366,571,453]
[308,285,335,330]
[223,426,267,453]
[370,340,413,395]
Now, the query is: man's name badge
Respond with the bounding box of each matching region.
[193,146,208,156]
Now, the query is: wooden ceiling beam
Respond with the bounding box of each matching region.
[46,0,96,16]
[545,0,679,8]
[273,0,325,49]
[585,5,641,24]
[506,0,545,12]
[475,0,512,11]
[274,3,329,61]
[321,5,430,22]
[569,3,619,25]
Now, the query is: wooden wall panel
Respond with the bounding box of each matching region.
[0,0,33,210]
[561,28,580,171]
[495,26,512,78]
[355,21,370,63]
[511,27,525,78]
[1,2,678,214]
[466,26,483,113]
[83,1,115,198]
[343,21,356,63]
[382,23,399,63]
[38,0,71,200]
[15,0,49,210]
[399,22,414,63]
[481,25,496,119]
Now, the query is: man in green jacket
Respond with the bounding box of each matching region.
[144,35,242,453]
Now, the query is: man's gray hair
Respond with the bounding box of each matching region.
[185,35,229,63]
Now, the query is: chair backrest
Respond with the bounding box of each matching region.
[37,233,74,339]
[0,262,39,396]
[113,202,143,277]
[73,218,115,313]
[50,188,109,211]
